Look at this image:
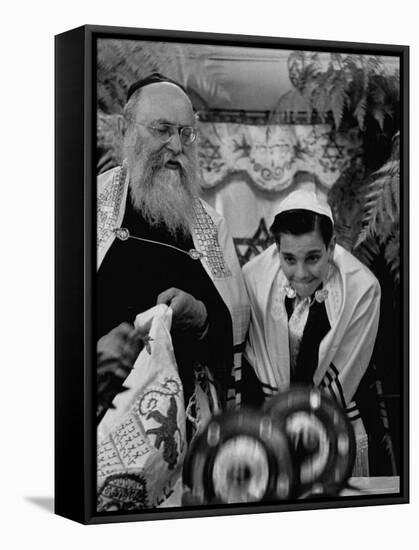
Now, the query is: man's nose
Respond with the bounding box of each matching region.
[165,130,183,155]
[295,262,308,279]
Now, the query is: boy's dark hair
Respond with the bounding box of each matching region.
[270,209,333,247]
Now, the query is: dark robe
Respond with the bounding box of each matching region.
[96,194,233,407]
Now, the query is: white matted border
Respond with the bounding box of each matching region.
[2,1,416,549]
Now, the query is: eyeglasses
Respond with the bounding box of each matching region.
[136,122,197,145]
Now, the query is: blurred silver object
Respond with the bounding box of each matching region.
[183,409,294,504]
[184,385,355,503]
[264,385,356,497]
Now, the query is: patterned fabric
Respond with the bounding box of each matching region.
[197,123,362,191]
[193,201,232,278]
[97,164,127,249]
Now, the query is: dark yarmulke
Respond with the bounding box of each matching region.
[126,72,187,102]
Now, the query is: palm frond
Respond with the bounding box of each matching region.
[185,58,231,105]
[97,39,186,114]
[353,95,367,130]
[355,159,399,247]
[97,111,123,173]
[329,78,348,130]
[334,221,356,251]
[280,52,398,135]
[366,56,385,74]
[383,229,400,285]
[354,237,381,267]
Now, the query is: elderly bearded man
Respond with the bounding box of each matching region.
[96,74,249,430]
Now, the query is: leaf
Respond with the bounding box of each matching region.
[353,95,367,130]
[367,56,385,75]
[282,51,399,136]
[384,230,400,285]
[97,111,123,173]
[330,80,347,130]
[334,222,355,250]
[353,237,381,268]
[97,39,186,115]
[287,51,307,89]
[355,158,400,248]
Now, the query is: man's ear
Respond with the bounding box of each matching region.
[116,114,126,139]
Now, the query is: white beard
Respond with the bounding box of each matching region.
[126,145,200,239]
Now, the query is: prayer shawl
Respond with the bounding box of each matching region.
[243,243,381,474]
[97,165,250,407]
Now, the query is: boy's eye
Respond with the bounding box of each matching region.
[283,256,296,264]
[307,255,320,263]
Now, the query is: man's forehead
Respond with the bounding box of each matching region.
[135,82,195,123]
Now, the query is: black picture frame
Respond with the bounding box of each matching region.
[55,24,409,524]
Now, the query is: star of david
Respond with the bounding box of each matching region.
[198,138,224,173]
[199,138,222,162]
[322,133,345,166]
[233,219,275,266]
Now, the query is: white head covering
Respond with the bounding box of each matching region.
[273,180,333,223]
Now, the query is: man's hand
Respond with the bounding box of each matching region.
[97,323,150,420]
[156,287,208,337]
[97,322,146,373]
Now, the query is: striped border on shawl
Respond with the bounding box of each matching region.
[319,363,347,411]
[261,380,279,399]
[227,350,244,409]
[345,402,362,422]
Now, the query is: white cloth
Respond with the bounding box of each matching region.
[97,305,185,509]
[274,181,333,221]
[243,243,381,474]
